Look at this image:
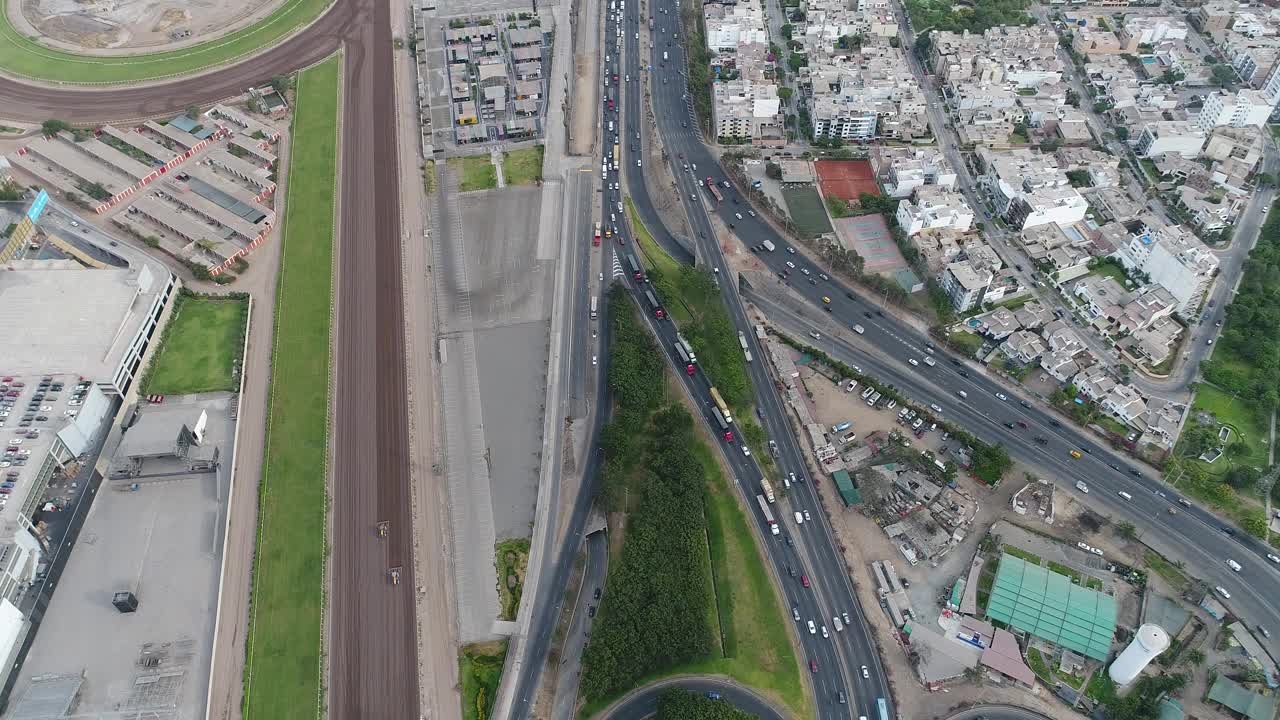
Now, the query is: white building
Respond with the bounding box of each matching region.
[1109,624,1170,685]
[1196,89,1274,131]
[873,147,957,198]
[1114,219,1219,315]
[940,260,991,312]
[1120,16,1188,46]
[896,187,975,236]
[713,79,782,140]
[977,148,1088,231]
[1133,121,1206,158]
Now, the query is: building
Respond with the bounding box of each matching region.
[713,79,782,141]
[1207,676,1279,720]
[873,146,957,197]
[1196,89,1274,131]
[984,553,1116,661]
[1134,121,1207,158]
[1120,16,1189,46]
[896,187,975,236]
[976,148,1089,230]
[940,260,991,312]
[1113,219,1219,315]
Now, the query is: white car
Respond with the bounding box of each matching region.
[995,393,1008,401]
[800,268,811,276]
[908,358,919,366]
[809,331,821,340]
[1268,553,1280,564]
[794,511,804,524]
[861,665,869,679]
[821,625,829,638]
[592,355,598,366]
[735,213,743,220]
[1215,586,1231,599]
[808,620,816,634]
[636,159,642,167]
[803,510,811,521]
[742,445,751,457]
[1075,480,1089,493]
[793,607,801,621]
[786,261,796,269]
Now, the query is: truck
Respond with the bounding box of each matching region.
[644,289,665,319]
[627,255,644,280]
[737,331,749,351]
[677,334,697,363]
[711,407,734,441]
[757,494,780,535]
[831,421,851,433]
[674,342,692,365]
[709,387,732,423]
[706,178,723,203]
[594,221,602,246]
[761,477,776,503]
[762,240,776,252]
[853,324,865,334]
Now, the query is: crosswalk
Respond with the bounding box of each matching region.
[610,251,626,279]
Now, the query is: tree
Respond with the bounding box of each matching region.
[778,86,794,99]
[1066,169,1092,188]
[1256,172,1276,187]
[0,179,26,201]
[271,74,289,96]
[1211,63,1237,87]
[765,161,782,180]
[780,23,793,40]
[41,119,70,136]
[1115,520,1137,539]
[185,104,201,120]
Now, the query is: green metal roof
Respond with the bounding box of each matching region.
[833,470,861,505]
[985,554,1116,661]
[950,578,966,608]
[1209,677,1279,720]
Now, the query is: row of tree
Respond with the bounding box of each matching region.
[654,689,759,720]
[582,291,717,701]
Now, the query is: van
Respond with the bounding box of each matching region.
[1118,491,1133,501]
[852,324,865,334]
[834,616,844,632]
[1227,559,1242,572]
[957,390,968,399]
[923,356,936,367]
[861,386,875,400]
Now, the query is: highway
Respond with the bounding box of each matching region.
[612,2,896,718]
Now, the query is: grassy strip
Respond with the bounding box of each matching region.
[460,641,508,720]
[495,538,531,621]
[503,145,545,186]
[1002,546,1042,565]
[449,155,498,192]
[1026,647,1052,685]
[1144,551,1189,592]
[0,0,331,83]
[241,56,339,720]
[142,291,248,395]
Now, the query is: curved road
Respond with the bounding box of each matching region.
[0,0,354,123]
[944,705,1052,720]
[602,678,788,720]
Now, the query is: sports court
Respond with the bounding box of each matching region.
[814,160,880,202]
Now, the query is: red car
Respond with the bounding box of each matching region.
[685,364,695,375]
[801,575,810,588]
[809,660,818,673]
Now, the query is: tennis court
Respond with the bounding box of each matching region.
[815,160,880,202]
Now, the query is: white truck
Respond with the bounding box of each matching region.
[757,494,780,535]
[762,240,776,252]
[677,334,697,363]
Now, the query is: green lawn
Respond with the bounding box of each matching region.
[450,155,498,192]
[1026,647,1052,685]
[503,145,544,186]
[780,186,833,237]
[1190,383,1269,472]
[1089,259,1132,287]
[460,641,508,720]
[241,55,339,720]
[945,330,984,357]
[1144,550,1189,592]
[1002,546,1042,565]
[495,538,531,621]
[143,293,247,395]
[0,0,332,83]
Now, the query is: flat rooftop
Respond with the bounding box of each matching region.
[6,394,236,720]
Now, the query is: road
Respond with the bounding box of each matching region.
[551,531,609,720]
[601,678,789,720]
[614,3,895,718]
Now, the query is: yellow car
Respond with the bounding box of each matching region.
[822,296,831,304]
[1070,450,1082,459]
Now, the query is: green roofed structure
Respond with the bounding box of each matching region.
[1208,676,1279,720]
[985,553,1116,661]
[833,470,861,506]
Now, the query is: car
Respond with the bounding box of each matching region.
[748,210,757,217]
[809,331,821,340]
[838,691,847,705]
[591,355,597,366]
[1049,419,1062,427]
[843,612,850,624]
[807,620,816,634]
[786,246,796,254]
[734,212,743,220]
[995,392,1008,401]
[789,472,797,485]
[1070,450,1082,458]
[800,267,810,276]
[795,511,805,524]
[1003,422,1016,429]
[1178,497,1192,507]
[786,261,795,269]
[793,606,801,621]
[929,403,942,413]
[803,510,811,521]
[594,587,602,599]
[1129,468,1142,477]
[821,625,829,638]
[1034,436,1048,445]
[1269,553,1280,564]
[908,358,919,366]
[1215,586,1231,599]
[801,574,810,588]
[861,665,869,679]
[810,660,818,673]
[742,445,751,457]
[588,605,596,617]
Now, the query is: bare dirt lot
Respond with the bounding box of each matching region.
[17,0,286,52]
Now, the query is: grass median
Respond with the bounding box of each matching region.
[0,0,332,83]
[241,54,339,720]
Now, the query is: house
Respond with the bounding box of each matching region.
[1101,384,1148,427]
[1002,330,1047,364]
[1075,364,1118,401]
[1041,351,1084,382]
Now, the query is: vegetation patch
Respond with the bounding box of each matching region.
[495,537,531,621]
[460,641,508,720]
[143,291,248,395]
[241,56,339,720]
[906,0,1033,36]
[1002,546,1042,565]
[655,688,759,719]
[0,0,333,83]
[450,155,498,192]
[780,186,833,237]
[503,145,544,186]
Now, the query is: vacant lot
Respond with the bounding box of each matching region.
[0,0,332,83]
[503,146,544,186]
[781,186,833,238]
[242,55,339,720]
[450,155,498,192]
[144,293,247,395]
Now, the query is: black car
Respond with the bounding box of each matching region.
[876,310,884,316]
[1049,420,1062,427]
[1222,527,1236,536]
[594,587,602,599]
[951,358,963,366]
[958,370,969,378]
[846,292,856,300]
[1129,468,1141,477]
[1082,447,1092,454]
[863,311,873,319]
[588,605,597,618]
[1033,436,1048,445]
[1003,422,1016,429]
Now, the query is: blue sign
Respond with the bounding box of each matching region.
[26,190,48,222]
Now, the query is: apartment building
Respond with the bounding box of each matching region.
[872,146,957,197]
[930,26,1060,88]
[704,3,769,51]
[1195,89,1273,131]
[713,79,783,141]
[940,260,992,312]
[806,39,928,141]
[1193,1,1237,40]
[895,186,975,236]
[1202,125,1264,174]
[1113,217,1219,315]
[976,147,1089,230]
[1119,15,1189,46]
[1133,120,1206,158]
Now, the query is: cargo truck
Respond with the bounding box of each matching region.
[756,494,780,535]
[677,334,697,363]
[762,240,776,252]
[711,407,734,441]
[761,478,776,503]
[831,421,851,433]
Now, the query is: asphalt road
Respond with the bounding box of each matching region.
[552,531,609,720]
[610,3,895,718]
[328,0,420,715]
[0,2,354,124]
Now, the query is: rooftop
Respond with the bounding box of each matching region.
[985,553,1116,661]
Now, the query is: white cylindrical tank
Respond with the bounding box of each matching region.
[1109,624,1170,685]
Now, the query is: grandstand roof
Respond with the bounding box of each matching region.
[985,553,1116,661]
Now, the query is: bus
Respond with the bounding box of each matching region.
[709,387,731,423]
[877,698,889,720]
[627,255,644,280]
[593,221,602,246]
[613,143,620,169]
[711,407,733,441]
[644,289,665,319]
[590,296,598,320]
